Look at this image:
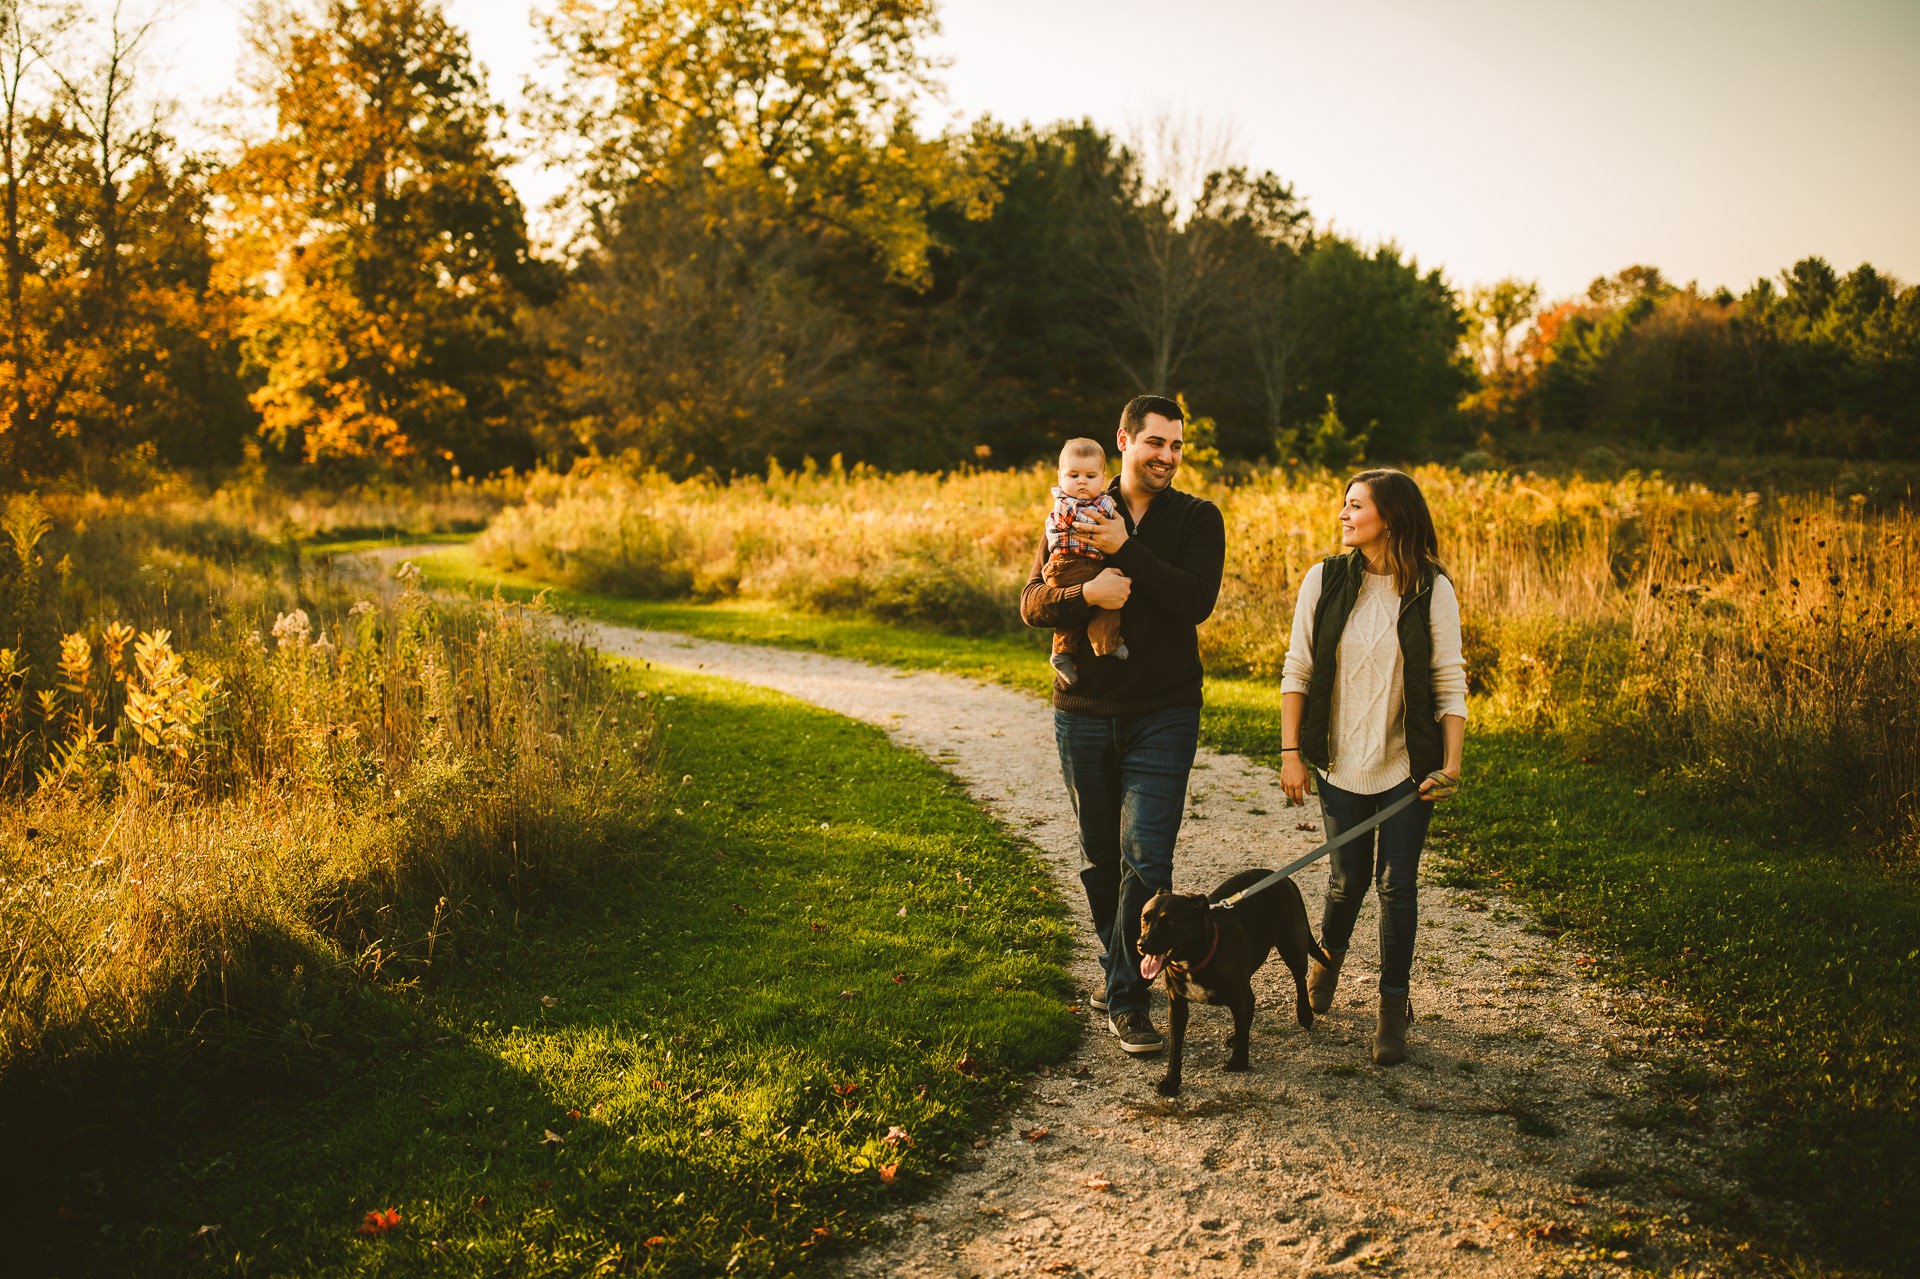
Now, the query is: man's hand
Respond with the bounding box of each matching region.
[1081,567,1132,609]
[1071,505,1129,555]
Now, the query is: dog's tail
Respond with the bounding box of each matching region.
[1306,934,1332,968]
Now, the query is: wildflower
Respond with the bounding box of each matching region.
[348,599,377,618]
[312,635,337,660]
[272,610,311,647]
[395,560,424,591]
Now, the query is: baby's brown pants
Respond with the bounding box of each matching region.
[1043,550,1125,658]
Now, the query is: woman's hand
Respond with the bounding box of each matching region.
[1418,769,1459,803]
[1071,505,1130,555]
[1281,754,1311,805]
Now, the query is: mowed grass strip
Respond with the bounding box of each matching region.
[394,551,1920,1276]
[12,665,1076,1277]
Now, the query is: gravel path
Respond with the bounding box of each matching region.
[569,619,1756,1279]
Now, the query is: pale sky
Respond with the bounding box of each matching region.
[120,0,1920,303]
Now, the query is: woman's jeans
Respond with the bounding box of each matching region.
[1054,705,1200,1017]
[1315,773,1434,999]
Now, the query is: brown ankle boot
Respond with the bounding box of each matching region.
[1306,947,1345,1014]
[1372,994,1411,1066]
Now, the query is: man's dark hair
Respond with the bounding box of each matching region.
[1119,394,1184,436]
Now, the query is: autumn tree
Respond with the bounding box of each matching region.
[532,0,995,474]
[219,0,541,472]
[0,0,242,482]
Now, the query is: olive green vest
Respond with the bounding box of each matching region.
[1300,550,1443,783]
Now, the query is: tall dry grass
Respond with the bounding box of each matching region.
[478,460,1920,851]
[0,493,668,1080]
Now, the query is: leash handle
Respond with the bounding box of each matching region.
[1218,790,1421,910]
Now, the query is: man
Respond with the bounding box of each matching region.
[1020,395,1226,1056]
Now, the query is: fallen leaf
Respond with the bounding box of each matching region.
[956,1055,983,1077]
[1020,1126,1050,1141]
[539,1129,564,1146]
[896,906,907,917]
[891,972,907,984]
[838,990,857,1000]
[565,1108,582,1120]
[644,1235,667,1247]
[357,1207,402,1236]
[539,995,559,1007]
[1085,1176,1113,1192]
[190,1224,220,1240]
[884,1125,913,1147]
[1295,822,1318,832]
[731,903,746,914]
[832,1082,859,1097]
[1451,1237,1482,1251]
[878,1164,899,1183]
[809,922,827,932]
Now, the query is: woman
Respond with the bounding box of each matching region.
[1278,469,1466,1065]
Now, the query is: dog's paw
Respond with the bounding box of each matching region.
[1155,1075,1181,1097]
[1224,1058,1250,1073]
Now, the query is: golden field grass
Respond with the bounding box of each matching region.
[477,457,1920,855]
[0,489,666,1080]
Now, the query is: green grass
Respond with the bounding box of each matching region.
[5,665,1078,1276]
[391,549,1920,1276]
[1429,732,1918,1273]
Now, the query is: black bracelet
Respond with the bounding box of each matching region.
[1281,747,1300,753]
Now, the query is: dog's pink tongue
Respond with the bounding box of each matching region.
[1139,953,1167,980]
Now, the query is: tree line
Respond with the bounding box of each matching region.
[1,0,1913,487]
[1465,262,1920,458]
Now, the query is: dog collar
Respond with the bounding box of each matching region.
[1168,918,1221,975]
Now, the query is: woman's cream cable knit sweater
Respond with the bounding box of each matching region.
[1280,562,1469,795]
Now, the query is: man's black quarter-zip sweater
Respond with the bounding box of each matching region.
[1019,479,1226,717]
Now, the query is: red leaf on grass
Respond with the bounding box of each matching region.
[831,1082,859,1097]
[644,1235,667,1247]
[955,1056,983,1077]
[878,1164,899,1184]
[357,1207,402,1236]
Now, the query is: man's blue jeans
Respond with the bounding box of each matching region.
[1054,705,1201,1017]
[1315,774,1434,999]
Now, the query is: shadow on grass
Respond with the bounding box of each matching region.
[3,667,1078,1277]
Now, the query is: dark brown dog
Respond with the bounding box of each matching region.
[1136,868,1331,1097]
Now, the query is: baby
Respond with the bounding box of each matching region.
[1043,437,1129,685]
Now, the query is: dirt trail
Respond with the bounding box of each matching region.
[566,620,1753,1279]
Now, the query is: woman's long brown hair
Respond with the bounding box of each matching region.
[1347,468,1444,596]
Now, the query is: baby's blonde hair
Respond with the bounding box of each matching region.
[1059,437,1106,467]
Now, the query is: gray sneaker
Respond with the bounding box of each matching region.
[1108,1009,1164,1055]
[1089,981,1109,1014]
